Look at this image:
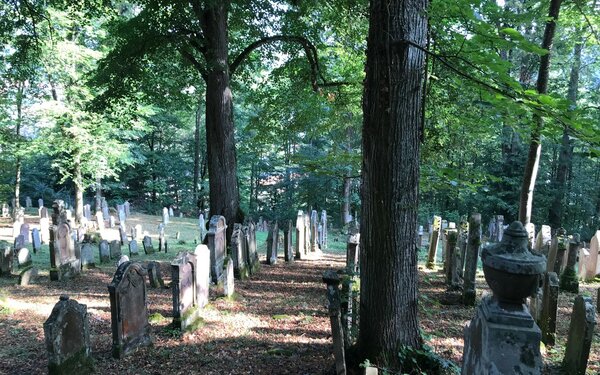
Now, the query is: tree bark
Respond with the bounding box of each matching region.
[12,82,24,219]
[357,0,427,368]
[201,1,240,234]
[518,0,562,224]
[74,157,84,225]
[193,103,202,210]
[95,177,102,213]
[342,175,351,225]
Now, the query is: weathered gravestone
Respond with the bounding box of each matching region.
[109,240,121,259]
[463,213,481,306]
[172,251,206,330]
[266,221,279,265]
[426,215,442,269]
[108,262,152,358]
[320,210,328,249]
[19,266,38,286]
[1,203,8,218]
[129,240,139,257]
[563,295,596,375]
[158,224,166,252]
[50,220,80,281]
[162,207,169,225]
[295,210,306,260]
[19,223,30,245]
[547,228,568,274]
[284,220,294,262]
[43,295,93,375]
[123,201,130,217]
[560,234,581,293]
[230,223,248,279]
[99,240,110,263]
[31,228,41,254]
[223,257,234,298]
[303,212,311,255]
[0,241,13,276]
[322,270,346,375]
[83,204,91,221]
[583,230,600,281]
[244,222,259,274]
[119,226,128,246]
[462,222,545,375]
[25,196,32,208]
[444,226,458,285]
[207,215,226,283]
[131,224,143,241]
[40,206,49,218]
[14,234,25,253]
[80,243,95,269]
[38,198,44,208]
[198,213,206,242]
[117,204,126,226]
[17,248,31,268]
[534,225,552,256]
[525,222,536,249]
[101,197,109,221]
[147,261,164,288]
[310,210,319,252]
[539,272,559,346]
[168,207,174,217]
[142,236,155,255]
[346,227,360,274]
[109,215,116,228]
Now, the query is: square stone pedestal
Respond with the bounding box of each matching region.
[462,295,542,375]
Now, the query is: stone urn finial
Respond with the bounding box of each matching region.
[481,221,546,303]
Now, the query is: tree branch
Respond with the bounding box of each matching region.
[179,48,207,80]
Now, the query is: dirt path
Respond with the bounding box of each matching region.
[0,251,345,375]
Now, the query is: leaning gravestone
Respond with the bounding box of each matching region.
[295,210,306,260]
[230,223,247,279]
[108,262,152,358]
[147,261,164,288]
[0,241,13,276]
[172,251,206,330]
[99,240,110,263]
[109,240,122,259]
[31,228,41,254]
[44,295,93,374]
[129,240,139,257]
[17,248,32,268]
[19,266,38,286]
[563,295,596,375]
[81,243,95,269]
[207,215,226,283]
[266,221,279,265]
[142,236,155,255]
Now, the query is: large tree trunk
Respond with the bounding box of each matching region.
[357,0,427,368]
[548,38,581,229]
[201,1,240,234]
[518,0,562,224]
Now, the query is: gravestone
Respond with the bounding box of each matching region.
[19,266,38,285]
[12,221,22,238]
[525,222,536,249]
[147,261,164,288]
[560,234,580,293]
[295,210,306,259]
[534,225,552,256]
[118,226,128,246]
[50,221,80,281]
[38,198,44,208]
[456,218,469,279]
[117,255,129,267]
[17,248,32,268]
[207,215,226,283]
[462,222,545,375]
[158,224,165,252]
[131,224,143,241]
[539,272,559,345]
[108,262,152,358]
[444,228,459,287]
[99,240,110,263]
[284,220,294,262]
[310,210,319,252]
[14,234,25,253]
[101,197,109,221]
[109,215,116,228]
[322,270,346,375]
[463,213,481,306]
[25,196,32,208]
[142,236,155,255]
[168,207,174,217]
[40,206,49,218]
[198,213,206,242]
[562,295,596,375]
[117,204,126,226]
[95,211,104,231]
[81,243,95,269]
[129,240,139,257]
[19,223,30,245]
[245,222,259,274]
[426,215,442,269]
[0,241,13,276]
[578,246,590,280]
[40,217,50,244]
[109,240,121,259]
[230,223,248,279]
[124,201,130,217]
[346,228,360,274]
[1,203,8,218]
[172,252,205,330]
[320,210,328,249]
[258,216,264,231]
[83,204,91,221]
[547,228,568,274]
[583,230,600,281]
[162,207,169,224]
[44,295,93,374]
[266,221,279,265]
[304,212,311,255]
[223,257,234,298]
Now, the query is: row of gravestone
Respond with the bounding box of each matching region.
[43,242,241,373]
[295,209,326,259]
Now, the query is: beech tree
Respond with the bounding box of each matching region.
[357,0,427,369]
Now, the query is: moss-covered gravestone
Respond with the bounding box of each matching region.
[109,240,121,259]
[108,262,152,358]
[43,295,93,375]
[560,234,581,293]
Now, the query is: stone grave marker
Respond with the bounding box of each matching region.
[457,218,469,279]
[108,262,152,358]
[162,207,169,224]
[230,223,247,279]
[40,217,50,244]
[117,255,129,267]
[266,221,279,265]
[131,224,143,241]
[50,222,80,281]
[346,229,360,274]
[119,226,128,246]
[284,220,294,262]
[19,223,30,245]
[101,197,109,220]
[117,204,126,226]
[109,240,121,259]
[223,257,234,298]
[83,204,92,221]
[0,241,13,276]
[426,215,442,268]
[198,213,206,242]
[1,203,8,218]
[129,240,139,257]
[19,266,38,286]
[31,229,41,254]
[95,211,104,231]
[295,210,306,260]
[12,221,22,238]
[43,295,93,374]
[38,198,44,208]
[525,222,536,249]
[534,225,552,256]
[463,213,481,306]
[207,215,226,283]
[539,272,559,345]
[168,207,174,217]
[194,245,211,305]
[444,227,459,287]
[245,222,259,274]
[158,224,165,252]
[171,252,205,330]
[124,201,130,216]
[310,210,318,252]
[99,240,110,263]
[81,243,95,269]
[25,196,32,208]
[109,215,116,228]
[303,212,311,255]
[320,210,328,249]
[322,270,346,375]
[147,261,164,288]
[562,295,596,374]
[40,206,49,218]
[560,234,581,293]
[17,248,31,268]
[142,236,155,255]
[583,230,600,281]
[547,228,568,274]
[14,234,25,253]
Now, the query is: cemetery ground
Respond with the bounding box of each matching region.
[0,212,598,374]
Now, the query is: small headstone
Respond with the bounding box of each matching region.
[171,252,206,330]
[40,206,49,218]
[110,240,122,259]
[129,240,139,257]
[463,213,481,306]
[1,203,8,218]
[117,255,129,267]
[38,198,44,208]
[108,262,152,358]
[19,224,30,245]
[162,207,169,224]
[562,295,596,374]
[539,272,559,345]
[266,221,279,265]
[198,213,206,242]
[230,223,248,279]
[12,221,22,238]
[117,205,126,226]
[142,236,155,254]
[31,229,41,254]
[40,217,50,244]
[534,225,552,256]
[99,240,110,263]
[426,215,442,268]
[109,215,116,228]
[168,207,174,217]
[525,222,536,249]
[560,234,580,293]
[19,266,38,285]
[223,257,234,298]
[0,242,13,276]
[147,261,164,288]
[583,230,600,281]
[284,220,294,262]
[81,243,95,269]
[119,226,128,246]
[310,210,319,252]
[158,223,165,252]
[207,215,227,283]
[547,228,568,274]
[14,234,25,252]
[83,204,92,221]
[17,248,32,268]
[101,197,109,220]
[124,201,130,217]
[49,220,80,281]
[95,211,104,231]
[194,244,211,306]
[131,224,143,241]
[25,196,32,208]
[43,295,93,374]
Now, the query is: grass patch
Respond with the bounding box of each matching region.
[272,314,291,320]
[148,312,168,324]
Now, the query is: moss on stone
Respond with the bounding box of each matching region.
[559,269,579,294]
[48,348,94,375]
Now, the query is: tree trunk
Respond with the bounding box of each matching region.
[518,0,562,224]
[95,178,102,213]
[342,175,351,224]
[201,1,240,235]
[357,0,427,368]
[193,103,202,210]
[74,157,84,225]
[548,38,581,229]
[13,82,24,219]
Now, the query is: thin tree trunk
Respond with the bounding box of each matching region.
[357,0,427,368]
[342,175,351,224]
[74,157,83,225]
[193,103,202,210]
[518,0,562,224]
[95,178,102,213]
[13,82,24,219]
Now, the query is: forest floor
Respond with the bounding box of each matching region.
[0,212,598,374]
